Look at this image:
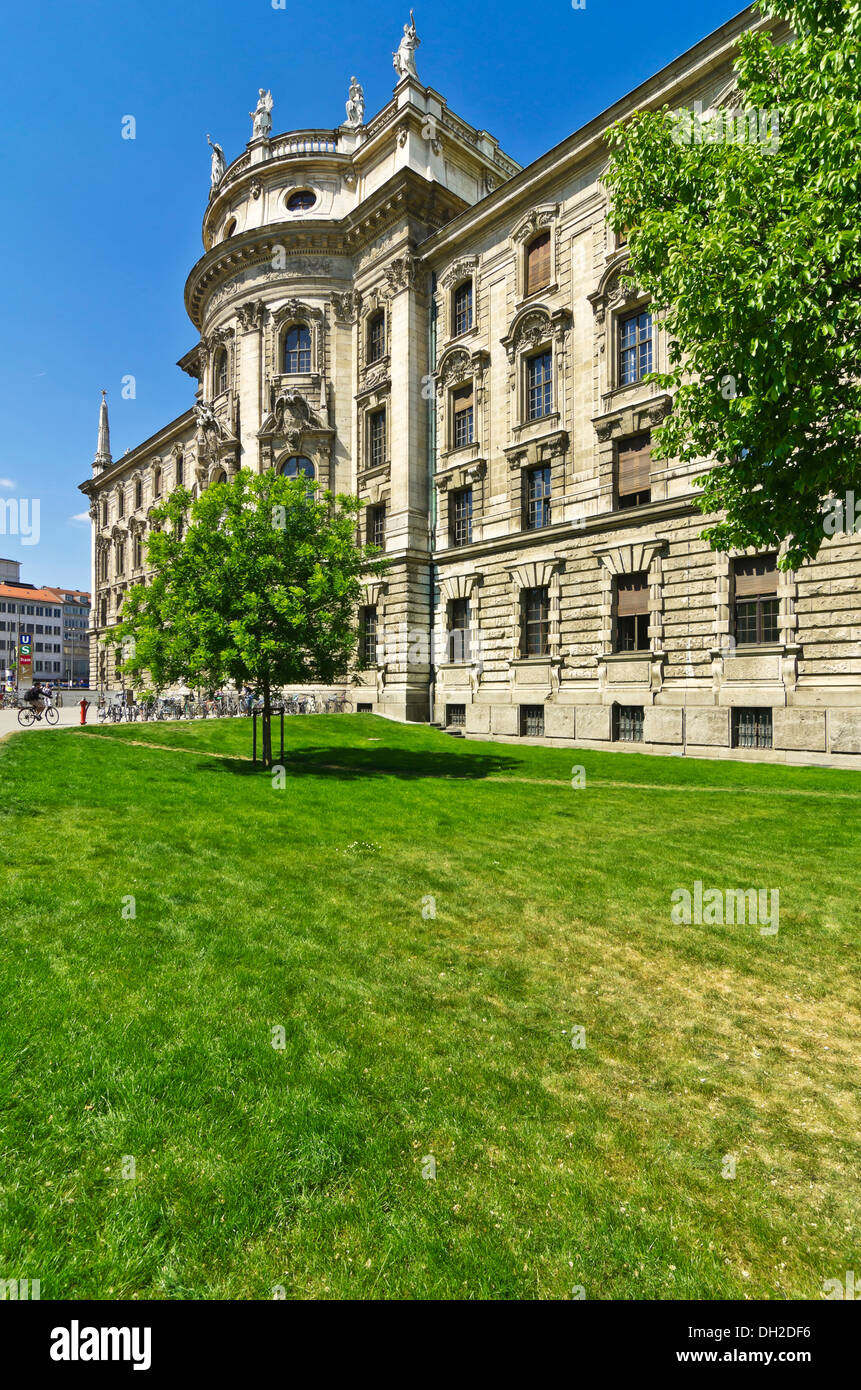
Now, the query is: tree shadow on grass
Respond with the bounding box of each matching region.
[198,745,522,781]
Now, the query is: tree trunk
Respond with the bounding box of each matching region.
[261,672,272,768]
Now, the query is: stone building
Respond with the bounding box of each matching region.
[81,10,861,764]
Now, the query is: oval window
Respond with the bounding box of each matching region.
[286,189,316,212]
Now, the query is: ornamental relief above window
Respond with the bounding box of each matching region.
[438,255,479,341]
[266,299,327,381]
[511,205,560,302]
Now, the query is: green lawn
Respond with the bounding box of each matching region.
[1,714,859,1300]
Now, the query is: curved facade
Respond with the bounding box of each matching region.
[81,13,861,763]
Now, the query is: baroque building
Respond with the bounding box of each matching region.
[81,10,861,764]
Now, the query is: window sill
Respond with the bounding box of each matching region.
[517,282,557,308]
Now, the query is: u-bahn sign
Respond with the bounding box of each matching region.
[18,632,32,670]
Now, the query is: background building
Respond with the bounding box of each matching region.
[81,10,861,764]
[0,582,64,684]
[43,588,92,683]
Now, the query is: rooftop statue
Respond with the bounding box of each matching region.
[250,89,273,140]
[345,76,365,128]
[206,135,226,191]
[393,10,420,81]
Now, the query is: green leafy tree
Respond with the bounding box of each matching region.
[605,0,861,566]
[113,469,385,765]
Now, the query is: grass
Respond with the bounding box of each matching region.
[0,713,859,1300]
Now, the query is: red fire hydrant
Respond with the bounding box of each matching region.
[80,698,90,725]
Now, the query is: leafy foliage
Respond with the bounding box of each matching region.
[605,0,861,565]
[113,470,384,758]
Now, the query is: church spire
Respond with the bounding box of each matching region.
[94,389,112,471]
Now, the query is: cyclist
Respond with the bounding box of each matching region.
[24,680,46,716]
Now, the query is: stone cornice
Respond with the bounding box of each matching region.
[79,409,196,495]
[185,169,466,328]
[417,8,782,265]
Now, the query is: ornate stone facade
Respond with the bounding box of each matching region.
[81,11,861,763]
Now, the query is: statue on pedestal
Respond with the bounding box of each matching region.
[393,10,420,81]
[207,135,226,191]
[345,77,365,128]
[250,89,273,140]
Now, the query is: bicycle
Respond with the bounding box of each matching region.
[17,702,59,726]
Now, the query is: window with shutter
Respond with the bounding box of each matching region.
[525,231,551,295]
[615,572,649,651]
[452,384,474,448]
[616,433,652,508]
[733,555,779,644]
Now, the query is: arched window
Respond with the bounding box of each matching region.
[116,487,124,519]
[215,349,228,395]
[283,325,311,373]
[152,466,162,498]
[367,311,385,364]
[278,456,315,480]
[134,479,142,509]
[214,469,228,484]
[101,500,108,527]
[223,217,237,240]
[525,231,551,296]
[175,454,184,485]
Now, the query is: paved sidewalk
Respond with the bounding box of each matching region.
[0,704,89,737]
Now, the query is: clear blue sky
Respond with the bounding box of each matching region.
[0,0,746,591]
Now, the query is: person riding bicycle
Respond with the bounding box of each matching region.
[24,680,46,715]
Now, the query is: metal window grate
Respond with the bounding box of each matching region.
[615,704,644,742]
[520,705,545,737]
[446,703,466,728]
[357,702,373,713]
[732,707,773,749]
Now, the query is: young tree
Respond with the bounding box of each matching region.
[604,0,861,566]
[114,469,385,765]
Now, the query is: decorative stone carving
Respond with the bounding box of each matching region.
[236,299,267,330]
[393,11,420,81]
[501,308,551,363]
[332,290,359,323]
[250,89,273,141]
[384,254,419,295]
[345,77,365,128]
[250,178,262,200]
[207,136,226,192]
[512,206,557,245]
[436,348,472,392]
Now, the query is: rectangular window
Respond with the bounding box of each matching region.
[525,465,551,530]
[522,586,549,657]
[614,704,644,743]
[616,432,652,508]
[447,597,471,662]
[367,505,386,549]
[367,313,385,364]
[450,487,473,547]
[732,707,773,749]
[615,572,649,652]
[525,231,551,296]
[733,555,779,645]
[368,410,386,469]
[619,310,653,386]
[452,384,474,448]
[526,350,552,420]
[360,606,378,664]
[453,281,473,335]
[446,703,466,729]
[357,702,373,714]
[520,705,545,737]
